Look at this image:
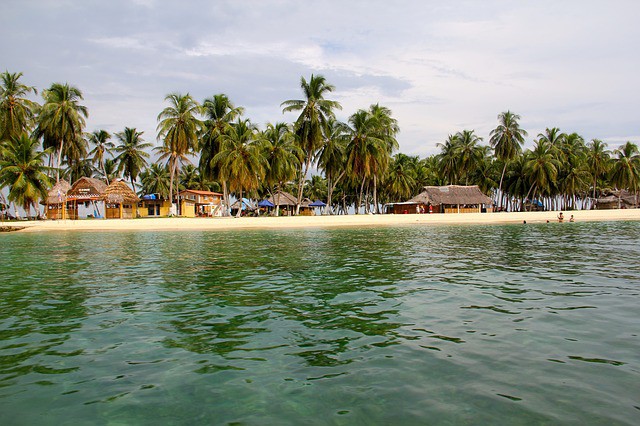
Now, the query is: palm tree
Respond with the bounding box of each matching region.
[157,93,202,214]
[469,146,498,196]
[0,133,51,217]
[316,118,348,214]
[368,104,399,213]
[179,164,200,191]
[385,153,417,201]
[139,163,170,199]
[344,109,387,213]
[200,94,243,215]
[113,127,151,191]
[214,119,266,217]
[262,122,301,216]
[454,129,484,185]
[524,140,561,211]
[586,139,611,200]
[437,135,459,184]
[34,83,88,183]
[0,71,39,143]
[610,141,640,206]
[87,130,114,184]
[305,175,328,202]
[281,74,341,214]
[504,155,529,211]
[100,158,120,184]
[556,132,588,209]
[489,111,527,209]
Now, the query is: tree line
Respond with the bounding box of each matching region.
[1,70,639,217]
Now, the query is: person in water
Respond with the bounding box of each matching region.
[557,212,564,222]
[570,214,575,222]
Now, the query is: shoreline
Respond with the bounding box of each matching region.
[1,209,640,233]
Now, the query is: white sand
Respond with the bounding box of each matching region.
[2,209,639,233]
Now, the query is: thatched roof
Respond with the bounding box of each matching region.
[268,191,297,206]
[103,180,139,204]
[67,177,107,200]
[44,179,71,204]
[596,189,637,206]
[408,185,493,206]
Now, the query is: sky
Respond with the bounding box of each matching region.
[2,0,639,157]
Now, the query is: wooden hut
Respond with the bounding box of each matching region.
[392,185,493,214]
[103,180,139,219]
[43,179,71,219]
[265,191,313,216]
[66,177,108,219]
[595,190,638,209]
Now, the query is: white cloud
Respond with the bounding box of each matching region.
[2,0,639,156]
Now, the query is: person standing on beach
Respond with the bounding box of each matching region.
[557,212,564,222]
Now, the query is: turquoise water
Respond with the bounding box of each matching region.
[0,222,639,425]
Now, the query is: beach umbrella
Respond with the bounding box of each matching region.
[258,199,275,208]
[309,200,327,207]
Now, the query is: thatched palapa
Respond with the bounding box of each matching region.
[268,191,297,207]
[266,191,313,215]
[43,179,71,219]
[391,185,493,214]
[103,180,139,219]
[595,189,638,209]
[63,177,108,219]
[44,179,71,205]
[67,177,108,201]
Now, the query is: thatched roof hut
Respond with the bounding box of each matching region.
[267,191,297,206]
[595,189,638,209]
[103,180,139,204]
[43,179,71,205]
[408,185,493,206]
[389,185,493,214]
[67,177,107,201]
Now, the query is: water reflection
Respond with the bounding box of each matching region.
[0,222,639,424]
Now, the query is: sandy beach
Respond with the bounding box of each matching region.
[1,209,639,233]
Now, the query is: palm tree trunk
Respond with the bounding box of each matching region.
[357,177,366,214]
[497,163,508,209]
[325,176,332,216]
[296,156,311,215]
[168,158,175,216]
[236,189,243,217]
[373,175,379,214]
[56,139,64,183]
[102,160,110,185]
[222,180,230,216]
[326,170,345,215]
[524,183,536,212]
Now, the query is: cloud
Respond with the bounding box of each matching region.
[2,0,639,155]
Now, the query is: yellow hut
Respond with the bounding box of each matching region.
[138,196,172,217]
[103,180,139,219]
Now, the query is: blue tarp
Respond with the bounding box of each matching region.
[258,199,275,207]
[309,200,327,207]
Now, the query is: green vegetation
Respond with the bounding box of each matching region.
[0,70,638,216]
